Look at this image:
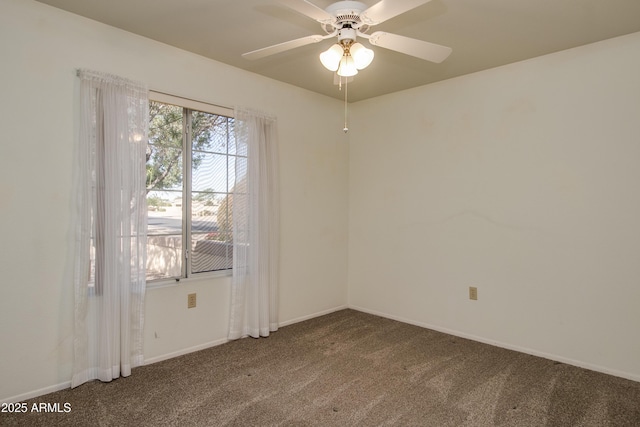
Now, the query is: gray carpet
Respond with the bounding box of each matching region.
[2,309,640,426]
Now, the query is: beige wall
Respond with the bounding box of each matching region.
[348,32,640,381]
[0,0,348,402]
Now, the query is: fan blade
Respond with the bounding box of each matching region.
[279,0,334,24]
[243,35,325,60]
[369,31,452,63]
[361,0,432,26]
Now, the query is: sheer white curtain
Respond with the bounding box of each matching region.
[72,69,148,388]
[228,108,280,339]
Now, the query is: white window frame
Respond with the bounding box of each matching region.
[148,91,235,285]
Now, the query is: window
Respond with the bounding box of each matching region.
[146,93,237,281]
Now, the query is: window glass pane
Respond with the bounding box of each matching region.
[146,147,183,191]
[191,111,233,274]
[191,191,230,274]
[191,233,232,273]
[192,153,228,192]
[148,101,184,190]
[147,234,183,280]
[147,190,183,280]
[191,193,218,235]
[149,101,183,146]
[147,100,185,281]
[147,190,182,234]
[215,191,232,239]
[192,111,230,154]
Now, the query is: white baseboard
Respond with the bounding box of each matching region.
[349,304,640,384]
[279,305,348,328]
[143,338,229,365]
[143,305,349,365]
[1,381,71,405]
[0,305,344,404]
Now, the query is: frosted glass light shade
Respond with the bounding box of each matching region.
[350,42,374,70]
[320,44,344,71]
[337,55,358,77]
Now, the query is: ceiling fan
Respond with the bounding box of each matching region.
[243,0,452,77]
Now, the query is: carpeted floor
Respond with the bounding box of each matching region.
[2,309,640,426]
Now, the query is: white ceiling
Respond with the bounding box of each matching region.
[35,0,640,102]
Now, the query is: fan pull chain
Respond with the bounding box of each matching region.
[343,77,349,133]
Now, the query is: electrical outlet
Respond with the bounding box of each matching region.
[187,293,196,308]
[469,287,478,301]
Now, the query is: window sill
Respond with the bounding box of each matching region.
[146,270,232,289]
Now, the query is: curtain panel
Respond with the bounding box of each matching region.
[228,108,280,339]
[72,69,148,388]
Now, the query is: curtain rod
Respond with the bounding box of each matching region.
[75,70,232,112]
[149,89,233,112]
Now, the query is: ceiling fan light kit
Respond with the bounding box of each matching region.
[349,42,374,69]
[337,54,358,77]
[322,41,374,76]
[319,44,343,71]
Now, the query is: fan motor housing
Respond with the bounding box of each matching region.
[326,1,367,27]
[338,27,357,43]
